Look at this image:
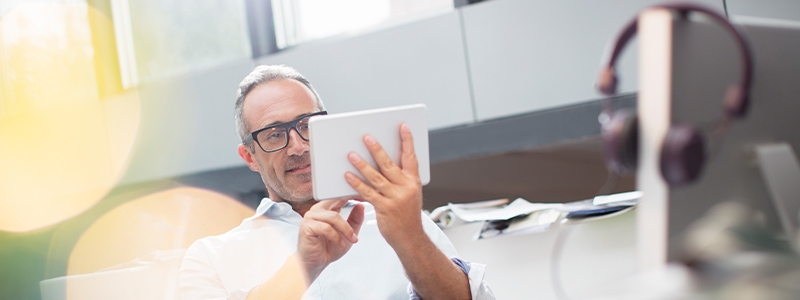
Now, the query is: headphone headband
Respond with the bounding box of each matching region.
[598,2,754,118]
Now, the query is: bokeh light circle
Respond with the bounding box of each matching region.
[0,3,140,231]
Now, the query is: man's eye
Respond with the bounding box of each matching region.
[265,131,284,140]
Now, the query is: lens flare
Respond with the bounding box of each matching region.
[0,3,139,232]
[67,186,254,275]
[40,187,256,299]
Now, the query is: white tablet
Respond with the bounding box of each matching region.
[309,104,430,200]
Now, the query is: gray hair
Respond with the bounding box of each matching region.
[235,65,325,142]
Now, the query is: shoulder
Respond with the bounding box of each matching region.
[187,217,297,256]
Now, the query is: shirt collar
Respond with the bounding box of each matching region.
[253,197,278,217]
[249,197,360,220]
[245,198,302,225]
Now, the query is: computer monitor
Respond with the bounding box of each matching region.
[635,10,800,268]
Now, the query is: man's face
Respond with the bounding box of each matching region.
[240,79,320,205]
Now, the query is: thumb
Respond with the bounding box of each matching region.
[315,198,349,212]
[347,203,365,236]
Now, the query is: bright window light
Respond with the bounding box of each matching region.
[274,0,452,49]
[111,0,251,86]
[300,0,389,40]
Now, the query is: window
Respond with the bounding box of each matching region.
[111,0,252,88]
[272,0,453,49]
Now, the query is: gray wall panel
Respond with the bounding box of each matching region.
[120,59,255,184]
[727,0,800,22]
[462,0,723,121]
[256,12,475,130]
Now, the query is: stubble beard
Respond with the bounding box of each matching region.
[262,153,315,206]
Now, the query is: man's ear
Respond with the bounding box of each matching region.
[238,144,260,172]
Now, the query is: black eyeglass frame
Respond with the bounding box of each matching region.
[243,110,328,153]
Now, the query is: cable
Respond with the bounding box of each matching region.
[551,170,623,299]
[596,169,620,196]
[549,215,576,300]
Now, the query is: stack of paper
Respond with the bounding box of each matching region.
[429,198,563,240]
[429,192,641,240]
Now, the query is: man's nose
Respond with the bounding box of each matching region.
[286,128,309,156]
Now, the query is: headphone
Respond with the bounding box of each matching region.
[597,2,754,186]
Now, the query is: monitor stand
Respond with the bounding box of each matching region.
[756,143,800,250]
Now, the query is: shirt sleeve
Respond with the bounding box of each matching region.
[461,259,496,300]
[179,240,251,300]
[406,213,497,299]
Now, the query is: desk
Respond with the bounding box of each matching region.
[442,208,637,299]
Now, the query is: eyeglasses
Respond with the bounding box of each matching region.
[243,111,327,153]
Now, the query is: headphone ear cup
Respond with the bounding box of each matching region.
[660,125,706,186]
[602,110,639,174]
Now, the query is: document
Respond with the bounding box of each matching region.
[449,198,562,222]
[475,208,561,240]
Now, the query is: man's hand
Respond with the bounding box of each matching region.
[245,199,364,300]
[297,198,365,283]
[344,123,424,246]
[344,124,472,300]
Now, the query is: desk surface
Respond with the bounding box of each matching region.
[442,208,637,300]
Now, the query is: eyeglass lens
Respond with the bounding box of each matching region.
[255,116,312,151]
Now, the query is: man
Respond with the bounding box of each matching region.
[179,65,494,299]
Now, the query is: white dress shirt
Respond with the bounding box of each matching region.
[179,198,494,299]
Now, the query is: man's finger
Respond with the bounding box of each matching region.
[347,203,365,238]
[362,135,406,184]
[305,221,344,246]
[306,210,358,243]
[313,198,350,212]
[345,172,385,204]
[399,123,419,178]
[348,152,395,195]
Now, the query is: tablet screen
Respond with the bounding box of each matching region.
[309,104,430,200]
